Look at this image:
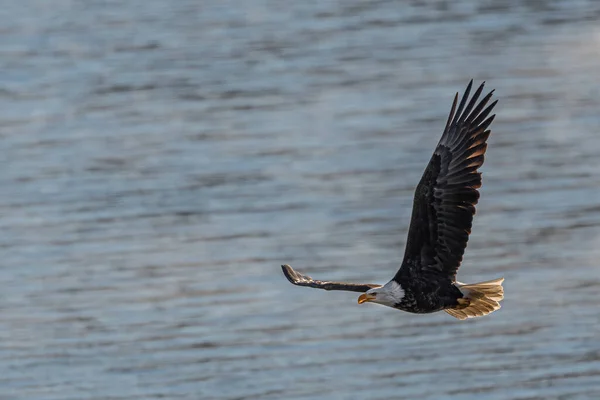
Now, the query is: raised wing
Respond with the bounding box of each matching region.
[395,81,497,282]
[282,265,381,293]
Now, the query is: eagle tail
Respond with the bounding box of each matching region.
[444,278,504,320]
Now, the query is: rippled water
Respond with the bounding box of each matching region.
[2,1,600,399]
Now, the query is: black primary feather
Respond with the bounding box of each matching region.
[395,80,497,283]
[282,265,381,293]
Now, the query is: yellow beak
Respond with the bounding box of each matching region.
[358,293,376,304]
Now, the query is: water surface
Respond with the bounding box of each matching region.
[1,1,600,399]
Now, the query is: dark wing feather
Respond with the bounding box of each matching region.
[395,81,497,282]
[282,265,381,293]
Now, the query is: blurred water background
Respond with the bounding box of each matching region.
[2,1,600,399]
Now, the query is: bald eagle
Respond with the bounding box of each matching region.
[282,81,504,320]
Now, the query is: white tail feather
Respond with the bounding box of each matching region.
[445,278,504,320]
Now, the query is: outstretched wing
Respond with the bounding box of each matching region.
[282,265,381,293]
[395,81,497,282]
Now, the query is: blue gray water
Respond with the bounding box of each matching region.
[2,1,600,399]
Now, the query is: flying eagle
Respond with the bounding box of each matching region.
[282,81,504,320]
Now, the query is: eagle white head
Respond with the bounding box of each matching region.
[357,280,405,308]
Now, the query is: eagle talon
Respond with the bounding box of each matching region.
[456,298,471,309]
